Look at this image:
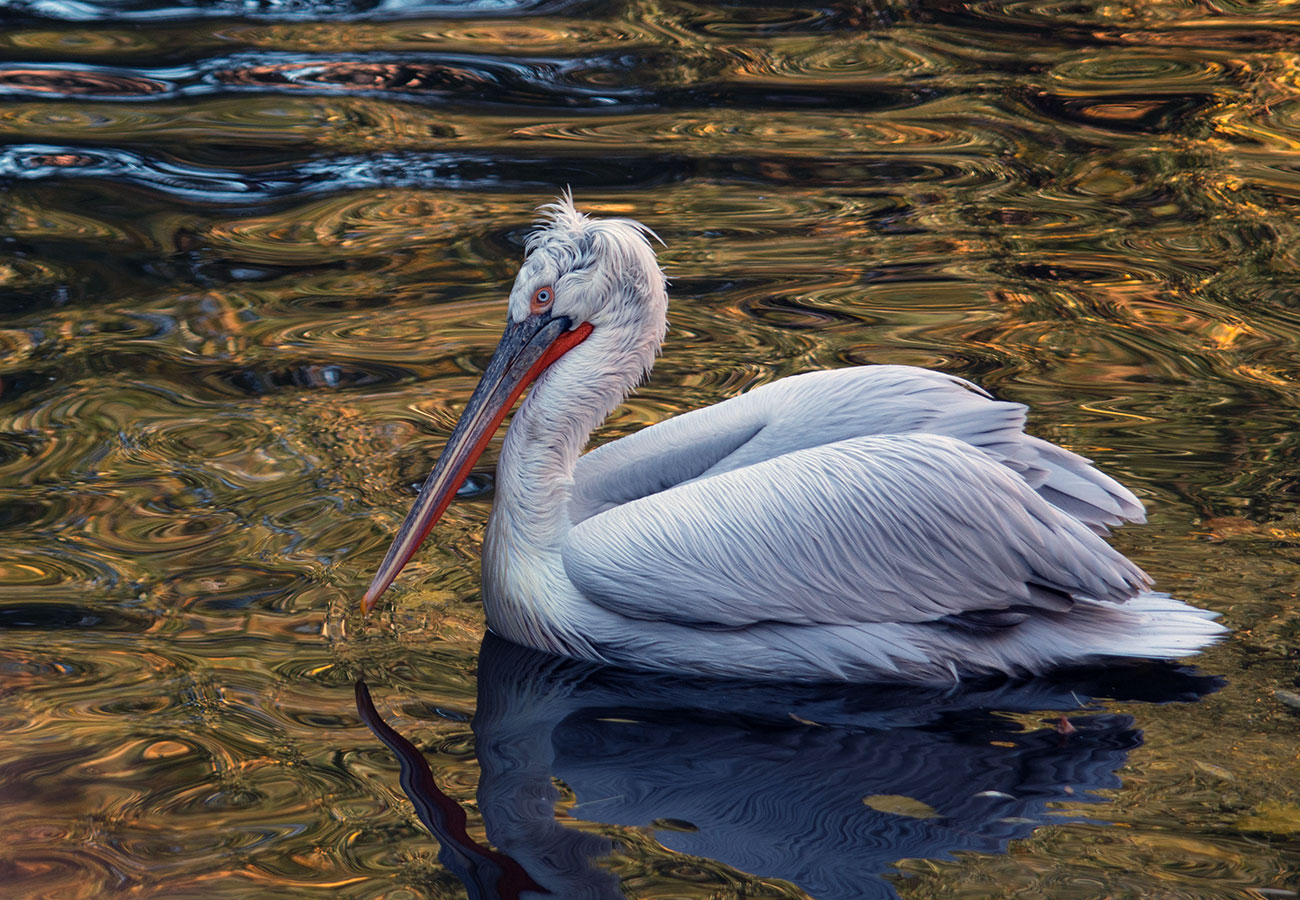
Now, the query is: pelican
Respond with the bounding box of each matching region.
[362,195,1226,683]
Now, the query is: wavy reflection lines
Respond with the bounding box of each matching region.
[0,144,684,201]
[0,51,932,111]
[2,2,1300,900]
[1,631,396,899]
[0,365,384,624]
[0,143,1017,211]
[354,638,1223,900]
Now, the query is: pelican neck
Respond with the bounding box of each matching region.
[491,330,637,550]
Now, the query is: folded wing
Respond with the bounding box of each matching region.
[563,433,1149,629]
[570,366,1144,534]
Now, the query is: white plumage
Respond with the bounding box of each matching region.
[363,194,1226,683]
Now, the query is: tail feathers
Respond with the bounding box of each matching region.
[815,593,1227,684]
[1091,592,1227,658]
[886,592,1229,683]
[1000,592,1228,673]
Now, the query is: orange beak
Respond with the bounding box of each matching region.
[362,311,593,613]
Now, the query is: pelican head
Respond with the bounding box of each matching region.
[362,195,667,612]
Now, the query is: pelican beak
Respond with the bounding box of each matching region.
[362,312,593,613]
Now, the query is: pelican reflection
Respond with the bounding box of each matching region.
[358,636,1220,900]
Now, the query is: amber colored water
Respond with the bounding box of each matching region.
[2,1,1300,898]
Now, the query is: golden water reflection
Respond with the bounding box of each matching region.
[1,0,1299,898]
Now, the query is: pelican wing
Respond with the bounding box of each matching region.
[571,366,1144,533]
[562,433,1149,628]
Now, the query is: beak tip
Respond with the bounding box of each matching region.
[361,585,381,615]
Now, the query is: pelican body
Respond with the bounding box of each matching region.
[363,196,1225,683]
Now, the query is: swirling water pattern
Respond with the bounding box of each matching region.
[1,1,1299,898]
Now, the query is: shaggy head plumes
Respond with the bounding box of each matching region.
[507,193,668,343]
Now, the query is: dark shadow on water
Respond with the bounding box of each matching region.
[357,635,1222,900]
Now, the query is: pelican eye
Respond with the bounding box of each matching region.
[530,286,554,314]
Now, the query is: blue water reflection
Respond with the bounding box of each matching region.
[1,0,550,23]
[0,144,676,200]
[360,636,1221,900]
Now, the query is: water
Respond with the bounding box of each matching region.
[1,1,1299,897]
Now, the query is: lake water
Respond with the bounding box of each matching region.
[2,1,1299,898]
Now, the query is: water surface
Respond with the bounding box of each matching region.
[2,1,1300,898]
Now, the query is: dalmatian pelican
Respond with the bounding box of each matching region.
[361,195,1225,682]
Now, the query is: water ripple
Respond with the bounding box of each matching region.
[0,50,940,111]
[3,2,1300,899]
[1,0,551,22]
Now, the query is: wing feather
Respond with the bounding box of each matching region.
[562,434,1149,629]
[569,396,763,524]
[570,366,1145,534]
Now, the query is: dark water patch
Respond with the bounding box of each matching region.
[287,292,397,313]
[0,600,152,631]
[4,143,1005,209]
[668,82,939,113]
[0,494,58,530]
[0,431,45,469]
[0,144,696,199]
[0,0,564,23]
[212,51,625,107]
[1027,90,1214,135]
[0,63,174,97]
[0,368,58,404]
[209,359,416,396]
[1044,663,1226,704]
[0,143,301,201]
[0,51,943,112]
[396,699,473,722]
[0,259,147,313]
